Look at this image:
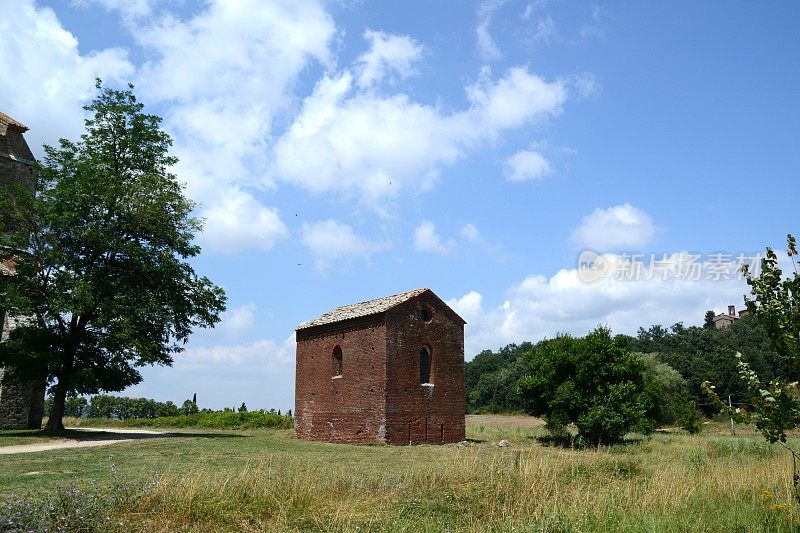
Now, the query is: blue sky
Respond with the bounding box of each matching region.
[1,1,797,411]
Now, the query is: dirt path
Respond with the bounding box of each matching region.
[0,428,169,455]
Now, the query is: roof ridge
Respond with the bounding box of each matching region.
[296,288,430,330]
[0,112,28,131]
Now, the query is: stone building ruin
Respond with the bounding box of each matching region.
[295,288,466,444]
[0,112,45,429]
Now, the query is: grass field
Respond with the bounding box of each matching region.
[1,415,799,532]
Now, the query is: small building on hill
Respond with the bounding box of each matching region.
[295,288,466,445]
[712,305,749,329]
[0,112,45,430]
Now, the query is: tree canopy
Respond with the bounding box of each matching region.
[0,81,226,431]
[519,327,657,445]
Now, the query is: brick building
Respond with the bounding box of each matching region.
[0,112,45,429]
[711,304,749,329]
[295,288,466,444]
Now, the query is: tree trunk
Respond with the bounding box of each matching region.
[44,382,67,433]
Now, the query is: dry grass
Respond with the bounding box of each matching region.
[4,415,799,531]
[110,419,800,532]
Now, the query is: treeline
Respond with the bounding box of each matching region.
[45,394,291,421]
[81,411,294,430]
[466,314,787,422]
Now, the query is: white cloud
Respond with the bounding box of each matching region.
[572,203,656,250]
[504,150,551,182]
[220,303,257,335]
[449,256,750,357]
[460,223,482,243]
[357,29,423,89]
[111,0,333,253]
[573,72,600,100]
[275,66,565,211]
[580,5,605,40]
[533,15,558,43]
[199,187,288,254]
[301,220,389,265]
[522,1,548,20]
[179,336,294,371]
[133,1,333,105]
[133,1,333,252]
[476,0,508,60]
[4,0,335,255]
[126,334,297,410]
[0,1,135,155]
[414,221,455,255]
[73,0,155,22]
[465,66,566,132]
[274,72,460,210]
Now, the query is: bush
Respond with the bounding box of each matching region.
[86,395,181,419]
[519,327,657,445]
[82,410,293,430]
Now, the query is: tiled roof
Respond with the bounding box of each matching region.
[0,112,28,132]
[297,288,430,330]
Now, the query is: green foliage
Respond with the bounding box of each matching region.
[701,234,800,500]
[519,327,657,445]
[181,399,199,416]
[703,235,800,445]
[465,343,532,413]
[81,410,293,430]
[0,81,226,431]
[85,394,181,419]
[675,396,702,434]
[628,316,788,415]
[44,395,89,418]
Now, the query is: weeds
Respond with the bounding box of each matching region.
[1,418,799,531]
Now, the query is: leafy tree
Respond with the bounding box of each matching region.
[238,402,248,413]
[44,395,87,418]
[704,310,716,329]
[465,342,532,413]
[0,81,226,432]
[182,399,199,415]
[635,352,701,433]
[85,394,181,419]
[519,327,656,445]
[629,316,787,415]
[704,234,800,445]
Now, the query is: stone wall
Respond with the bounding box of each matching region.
[0,113,45,430]
[0,312,45,429]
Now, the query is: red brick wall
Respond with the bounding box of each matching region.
[295,317,388,443]
[384,294,465,444]
[295,292,465,445]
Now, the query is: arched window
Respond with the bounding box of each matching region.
[333,345,343,376]
[420,346,431,384]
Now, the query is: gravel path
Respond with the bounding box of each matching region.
[0,427,169,455]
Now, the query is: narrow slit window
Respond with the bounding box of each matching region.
[420,347,431,384]
[333,345,343,376]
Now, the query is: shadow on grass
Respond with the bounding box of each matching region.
[20,428,248,442]
[533,433,647,449]
[0,430,50,440]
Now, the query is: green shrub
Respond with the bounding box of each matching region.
[520,327,657,446]
[83,410,293,430]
